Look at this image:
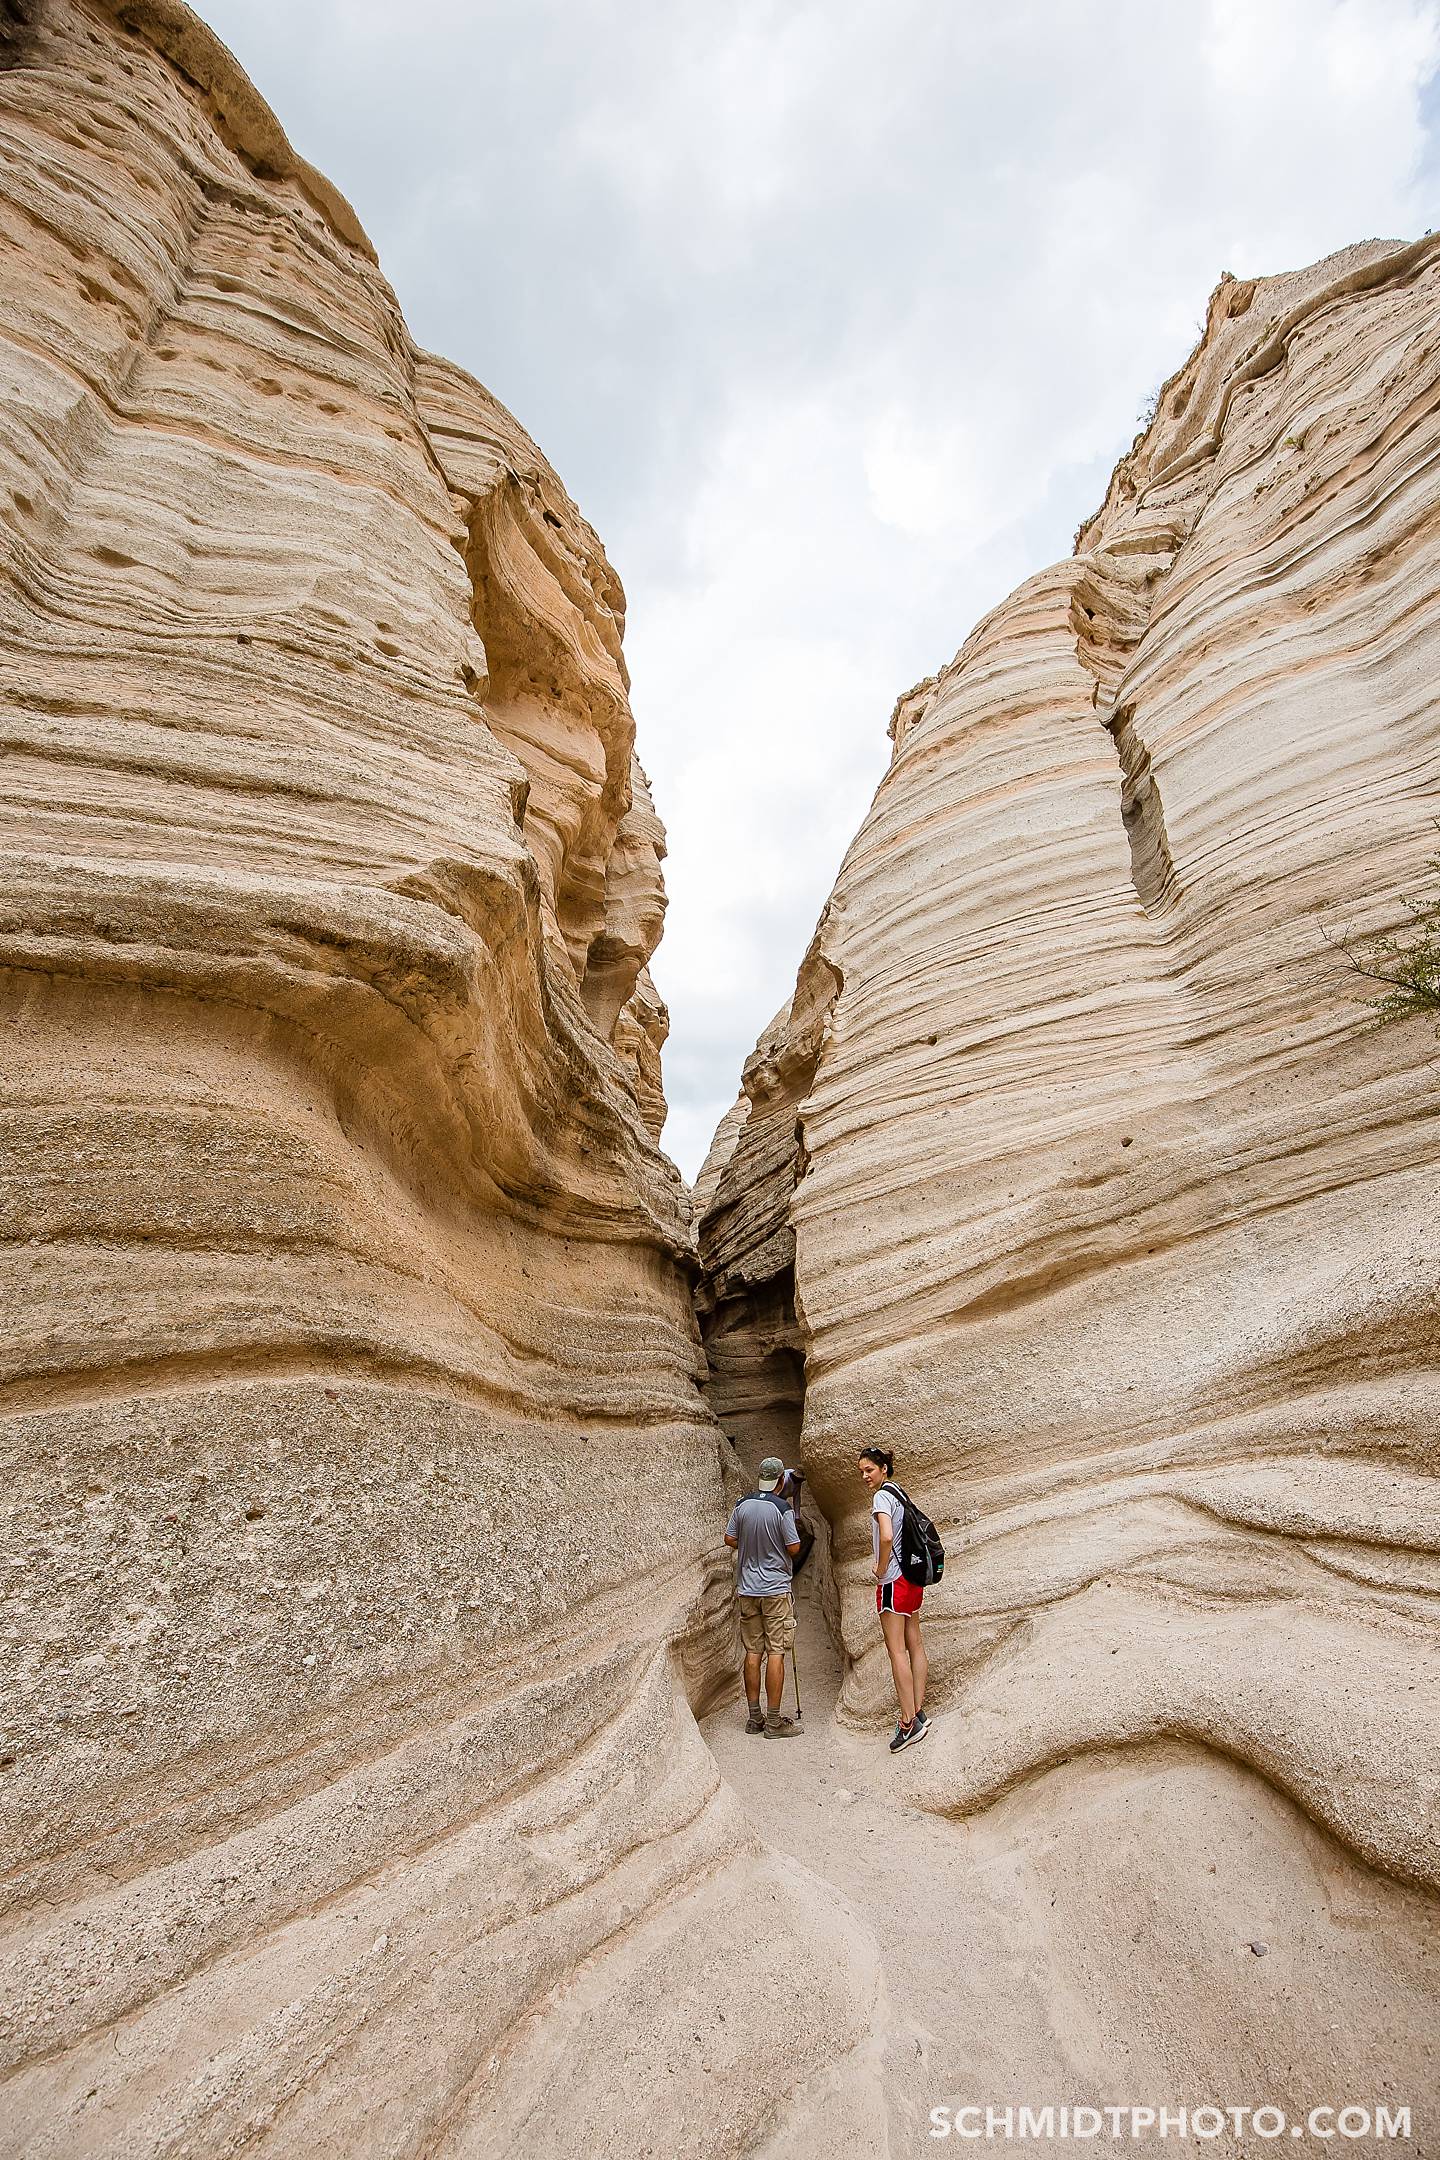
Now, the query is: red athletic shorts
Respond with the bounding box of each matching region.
[876,1577,923,1614]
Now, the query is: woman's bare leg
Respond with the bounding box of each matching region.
[879,1607,916,1726]
[904,1613,927,1714]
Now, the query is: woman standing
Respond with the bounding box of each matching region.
[858,1446,930,1752]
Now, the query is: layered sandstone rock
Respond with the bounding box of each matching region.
[0,6,879,2152]
[702,238,1440,2100]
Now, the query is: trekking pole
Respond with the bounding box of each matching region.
[791,1636,803,1721]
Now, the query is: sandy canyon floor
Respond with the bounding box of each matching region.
[703,1571,1436,2157]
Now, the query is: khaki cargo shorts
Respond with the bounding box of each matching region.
[737,1592,795,1655]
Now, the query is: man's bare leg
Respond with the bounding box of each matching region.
[765,1649,785,1713]
[743,1650,763,1712]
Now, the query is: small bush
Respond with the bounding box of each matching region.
[1328,841,1440,1030]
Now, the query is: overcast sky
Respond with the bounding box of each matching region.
[197,0,1440,1178]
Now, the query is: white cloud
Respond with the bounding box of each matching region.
[196,0,1440,1175]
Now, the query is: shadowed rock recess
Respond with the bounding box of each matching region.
[699,240,1440,2126]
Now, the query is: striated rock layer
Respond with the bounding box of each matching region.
[701,240,1440,2105]
[0,5,880,2152]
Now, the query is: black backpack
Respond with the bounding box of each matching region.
[881,1480,945,1586]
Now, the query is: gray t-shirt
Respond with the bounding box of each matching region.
[726,1494,799,1596]
[872,1486,904,1587]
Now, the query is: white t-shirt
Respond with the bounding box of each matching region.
[872,1487,903,1586]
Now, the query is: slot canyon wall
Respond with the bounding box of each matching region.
[699,237,1440,2103]
[0,5,881,2153]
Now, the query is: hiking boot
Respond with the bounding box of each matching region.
[745,1704,766,1735]
[889,1717,928,1753]
[763,1712,802,1739]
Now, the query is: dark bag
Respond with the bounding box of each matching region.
[759,1486,814,1574]
[881,1480,945,1586]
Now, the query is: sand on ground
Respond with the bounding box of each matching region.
[702,1562,1438,2158]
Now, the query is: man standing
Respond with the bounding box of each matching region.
[724,1455,802,1738]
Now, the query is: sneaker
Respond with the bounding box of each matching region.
[763,1713,802,1739]
[745,1704,766,1735]
[889,1718,929,1753]
[892,1709,929,1746]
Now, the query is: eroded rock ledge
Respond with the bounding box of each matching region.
[698,236,1440,2083]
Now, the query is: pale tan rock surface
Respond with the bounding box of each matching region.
[701,239,1440,2113]
[0,5,878,2152]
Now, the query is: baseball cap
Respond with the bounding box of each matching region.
[758,1456,784,1492]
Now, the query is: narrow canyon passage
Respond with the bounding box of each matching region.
[1,5,1437,2151]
